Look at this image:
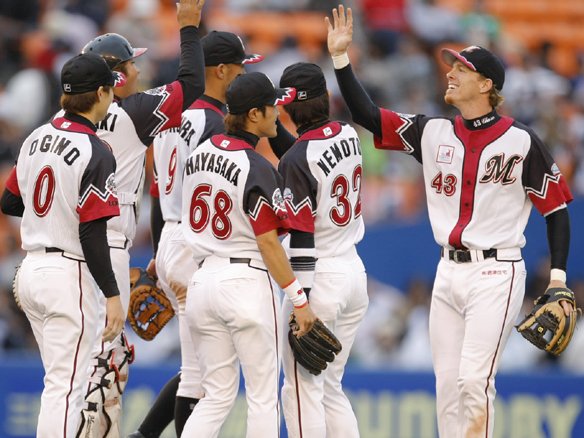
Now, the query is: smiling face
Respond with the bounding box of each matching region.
[444,61,493,109]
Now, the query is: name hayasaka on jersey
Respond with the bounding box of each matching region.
[185,151,241,185]
[28,135,80,165]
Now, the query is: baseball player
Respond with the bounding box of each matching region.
[180,72,317,438]
[326,6,573,437]
[132,30,265,438]
[277,62,369,438]
[63,0,206,436]
[0,52,125,438]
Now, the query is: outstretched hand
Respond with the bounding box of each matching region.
[177,0,205,29]
[325,5,353,56]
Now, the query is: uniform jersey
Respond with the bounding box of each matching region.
[181,133,290,261]
[57,81,184,244]
[279,121,364,258]
[152,95,225,221]
[6,115,119,256]
[375,109,573,249]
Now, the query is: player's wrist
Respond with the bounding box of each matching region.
[332,52,350,69]
[550,268,567,283]
[282,278,308,308]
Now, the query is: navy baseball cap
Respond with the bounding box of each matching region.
[279,62,327,102]
[202,31,264,66]
[61,52,126,95]
[441,46,505,91]
[226,72,296,114]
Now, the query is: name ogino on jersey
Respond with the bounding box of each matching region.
[29,134,80,165]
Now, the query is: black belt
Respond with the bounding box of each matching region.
[444,248,497,263]
[45,247,64,253]
[230,258,251,264]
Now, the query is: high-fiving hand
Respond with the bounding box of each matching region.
[325,5,354,57]
[177,0,206,29]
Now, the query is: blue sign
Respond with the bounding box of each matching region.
[1,361,582,437]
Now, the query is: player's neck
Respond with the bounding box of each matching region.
[204,85,226,104]
[457,100,495,121]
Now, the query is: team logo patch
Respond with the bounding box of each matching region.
[551,163,561,175]
[220,139,231,148]
[61,121,71,129]
[105,173,117,195]
[323,127,332,137]
[272,188,288,217]
[437,145,454,164]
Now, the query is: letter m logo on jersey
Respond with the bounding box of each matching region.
[480,153,523,185]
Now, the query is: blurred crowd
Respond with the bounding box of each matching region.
[1,0,583,371]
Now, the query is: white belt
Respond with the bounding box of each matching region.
[118,192,137,205]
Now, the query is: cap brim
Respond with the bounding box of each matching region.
[113,71,127,88]
[441,48,477,72]
[274,87,296,106]
[133,47,148,59]
[242,53,264,65]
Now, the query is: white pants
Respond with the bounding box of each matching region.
[183,255,282,438]
[156,221,202,399]
[430,253,526,438]
[16,251,102,438]
[281,247,368,438]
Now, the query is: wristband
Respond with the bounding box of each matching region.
[282,278,308,308]
[332,52,350,70]
[550,268,567,283]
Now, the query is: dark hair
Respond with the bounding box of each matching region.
[60,86,112,114]
[224,106,267,134]
[282,94,329,128]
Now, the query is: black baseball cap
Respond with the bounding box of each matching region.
[61,52,126,95]
[279,62,327,102]
[441,46,505,91]
[226,72,296,115]
[202,31,264,66]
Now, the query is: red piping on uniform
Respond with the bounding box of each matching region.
[65,262,85,436]
[268,275,281,437]
[449,116,514,248]
[294,360,303,438]
[483,262,515,437]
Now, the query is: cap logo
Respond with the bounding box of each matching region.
[64,84,72,92]
[298,91,308,100]
[236,35,246,51]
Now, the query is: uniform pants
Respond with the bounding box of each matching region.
[155,221,202,399]
[183,255,282,438]
[16,251,102,438]
[281,247,368,438]
[429,254,525,438]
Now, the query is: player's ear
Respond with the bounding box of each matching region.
[247,107,260,122]
[216,64,226,79]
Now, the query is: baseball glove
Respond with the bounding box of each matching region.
[127,267,175,341]
[288,315,342,375]
[516,287,580,356]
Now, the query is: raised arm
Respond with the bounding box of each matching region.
[176,0,206,110]
[325,5,382,137]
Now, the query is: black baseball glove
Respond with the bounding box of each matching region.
[288,315,342,375]
[516,287,580,356]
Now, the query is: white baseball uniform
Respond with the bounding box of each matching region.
[279,121,369,438]
[151,95,225,400]
[3,114,119,438]
[374,108,573,438]
[333,60,573,437]
[181,132,290,438]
